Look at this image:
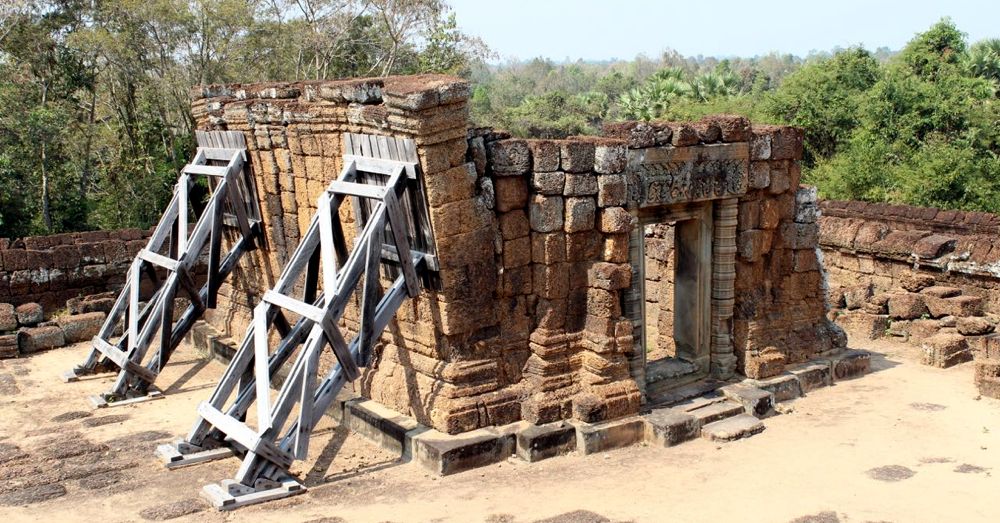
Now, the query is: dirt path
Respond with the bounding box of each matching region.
[1,339,998,523]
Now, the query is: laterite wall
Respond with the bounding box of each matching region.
[193,75,844,435]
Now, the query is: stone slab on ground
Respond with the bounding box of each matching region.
[515,421,577,462]
[0,303,16,332]
[56,312,106,344]
[689,401,744,426]
[411,426,515,476]
[975,359,1000,399]
[345,399,421,458]
[14,303,43,327]
[17,325,65,353]
[0,334,17,359]
[644,408,699,447]
[701,414,765,442]
[573,417,645,455]
[921,332,972,369]
[788,362,832,392]
[831,349,872,380]
[720,383,774,417]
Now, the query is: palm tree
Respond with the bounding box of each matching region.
[966,39,1000,86]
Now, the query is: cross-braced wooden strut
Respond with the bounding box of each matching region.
[63,131,262,408]
[157,141,427,510]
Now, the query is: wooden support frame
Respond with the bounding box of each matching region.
[63,131,262,408]
[162,134,428,510]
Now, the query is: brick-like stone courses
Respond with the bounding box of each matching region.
[484,135,641,427]
[643,224,677,361]
[819,200,1000,398]
[194,78,839,434]
[0,228,153,310]
[819,200,1000,315]
[192,76,522,435]
[732,125,843,378]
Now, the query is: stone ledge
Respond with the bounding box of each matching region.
[411,426,516,476]
[572,417,646,455]
[702,414,765,442]
[516,421,577,462]
[180,322,874,476]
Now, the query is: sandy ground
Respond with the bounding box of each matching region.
[1,338,999,523]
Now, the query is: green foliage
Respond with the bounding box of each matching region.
[803,19,1000,213]
[965,38,1000,88]
[897,18,967,79]
[618,64,746,120]
[500,91,609,138]
[762,48,881,165]
[0,0,488,237]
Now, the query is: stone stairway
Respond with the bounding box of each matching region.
[646,383,772,445]
[645,349,871,446]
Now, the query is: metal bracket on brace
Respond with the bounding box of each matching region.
[61,368,84,383]
[156,440,235,469]
[88,388,164,409]
[201,477,305,511]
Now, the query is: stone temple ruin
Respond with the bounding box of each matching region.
[1,74,883,508]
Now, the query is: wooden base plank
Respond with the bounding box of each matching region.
[61,369,83,383]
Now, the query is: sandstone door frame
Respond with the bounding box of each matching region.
[629,202,713,398]
[624,143,746,402]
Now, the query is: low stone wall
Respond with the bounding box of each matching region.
[0,228,152,310]
[0,298,108,359]
[819,200,1000,382]
[819,200,1000,314]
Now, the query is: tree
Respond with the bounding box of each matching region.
[763,48,881,165]
[806,19,1000,212]
[966,38,1000,89]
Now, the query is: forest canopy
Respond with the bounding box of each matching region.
[0,3,998,238]
[471,19,1000,213]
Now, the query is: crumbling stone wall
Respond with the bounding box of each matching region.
[0,228,153,310]
[820,199,1000,368]
[820,200,1000,314]
[193,75,842,435]
[732,126,845,378]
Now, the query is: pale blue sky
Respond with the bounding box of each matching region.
[447,0,999,61]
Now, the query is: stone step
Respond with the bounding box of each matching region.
[648,379,727,407]
[690,400,745,426]
[669,392,727,412]
[645,358,698,381]
[701,414,765,442]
